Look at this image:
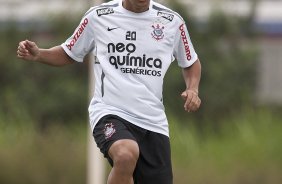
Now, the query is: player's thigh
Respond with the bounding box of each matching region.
[93,115,138,165]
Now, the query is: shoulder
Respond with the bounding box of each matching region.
[151,1,185,23]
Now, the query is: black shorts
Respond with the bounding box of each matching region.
[93,115,173,184]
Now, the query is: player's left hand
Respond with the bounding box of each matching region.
[181,89,201,112]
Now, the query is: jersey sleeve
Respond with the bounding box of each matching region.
[61,10,96,62]
[173,21,198,68]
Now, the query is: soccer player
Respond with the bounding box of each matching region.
[17,0,201,183]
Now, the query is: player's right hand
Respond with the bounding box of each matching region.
[17,40,40,61]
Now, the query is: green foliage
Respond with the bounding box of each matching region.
[0,18,89,183]
[164,1,258,123]
[0,18,88,128]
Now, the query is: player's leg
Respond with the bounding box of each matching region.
[93,115,139,184]
[107,139,139,184]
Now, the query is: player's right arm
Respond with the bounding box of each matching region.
[17,40,74,66]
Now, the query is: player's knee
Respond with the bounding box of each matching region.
[114,151,137,169]
[110,140,139,169]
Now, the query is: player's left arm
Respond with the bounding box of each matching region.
[181,59,201,112]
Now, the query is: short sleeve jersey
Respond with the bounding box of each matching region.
[61,0,198,137]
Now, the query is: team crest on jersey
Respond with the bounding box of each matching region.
[104,123,116,139]
[151,23,165,41]
[96,8,114,16]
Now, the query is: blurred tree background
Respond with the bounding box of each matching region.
[164,1,258,124]
[0,0,282,183]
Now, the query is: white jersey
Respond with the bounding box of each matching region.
[61,0,198,136]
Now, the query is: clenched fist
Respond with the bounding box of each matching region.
[17,40,40,61]
[181,89,201,112]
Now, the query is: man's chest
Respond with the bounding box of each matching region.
[94,15,176,52]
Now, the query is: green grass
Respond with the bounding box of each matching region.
[170,109,282,184]
[0,114,87,184]
[0,109,281,184]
